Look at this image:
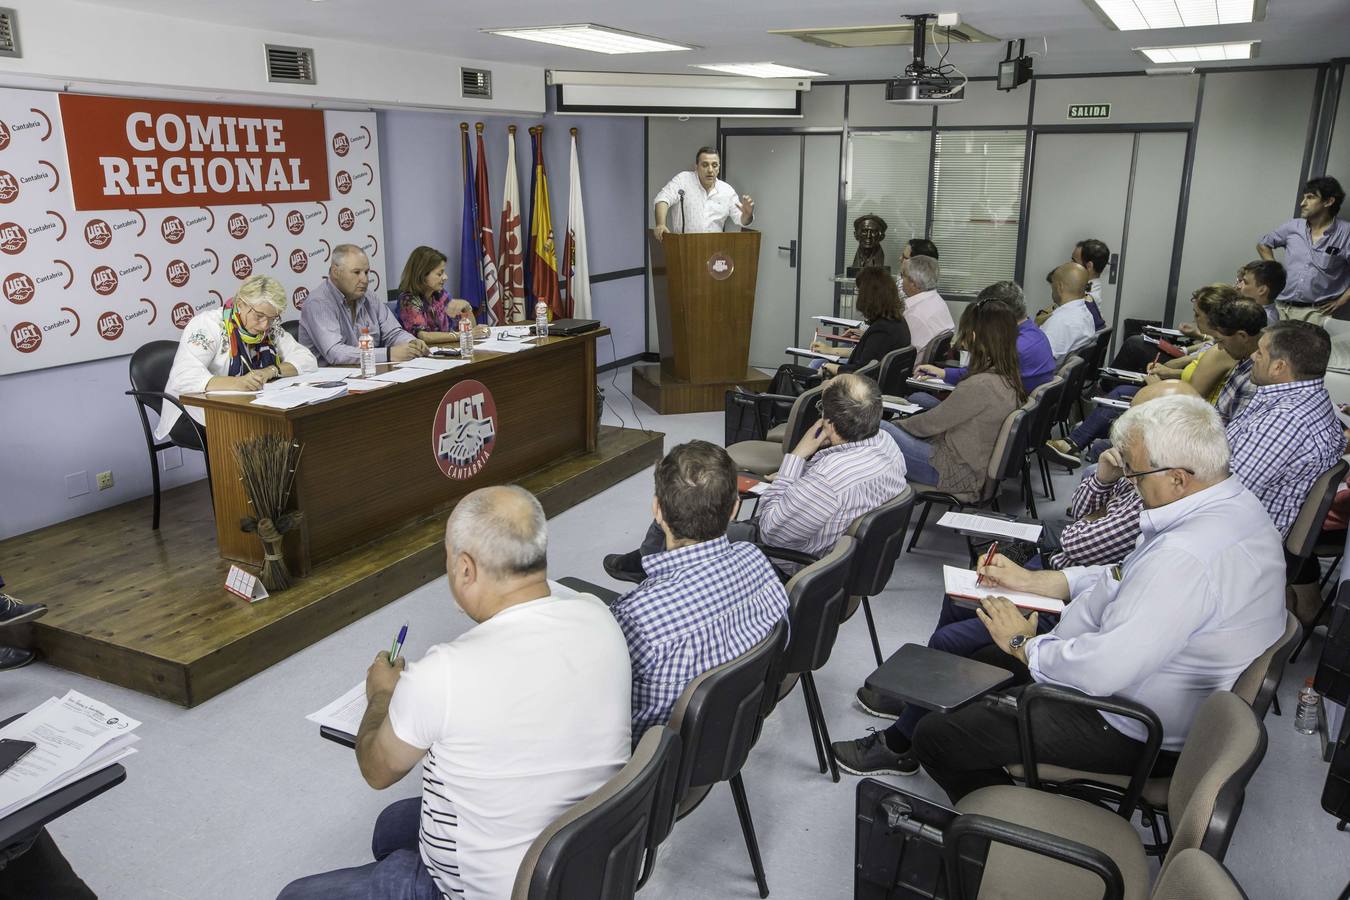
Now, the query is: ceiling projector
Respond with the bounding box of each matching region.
[886,12,965,105]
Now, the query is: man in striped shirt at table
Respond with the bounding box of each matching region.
[610,441,789,737]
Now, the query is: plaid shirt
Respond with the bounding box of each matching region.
[1049,475,1143,569]
[1214,357,1255,424]
[1226,378,1346,536]
[610,536,789,736]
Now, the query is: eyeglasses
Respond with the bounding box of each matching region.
[238,303,281,326]
[1120,462,1194,481]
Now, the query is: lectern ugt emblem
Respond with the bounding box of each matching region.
[707,251,734,281]
[433,380,497,480]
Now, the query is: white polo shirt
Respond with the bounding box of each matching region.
[388,592,632,899]
[653,170,748,233]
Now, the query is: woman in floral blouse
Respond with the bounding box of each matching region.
[395,246,478,343]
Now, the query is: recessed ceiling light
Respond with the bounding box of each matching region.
[693,62,828,79]
[1137,40,1258,64]
[482,24,694,54]
[1088,0,1263,30]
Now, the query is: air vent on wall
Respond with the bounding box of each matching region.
[462,68,493,100]
[0,8,21,59]
[769,22,998,49]
[265,44,316,85]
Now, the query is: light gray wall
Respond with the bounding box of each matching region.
[1032,74,1199,125]
[1326,64,1350,181]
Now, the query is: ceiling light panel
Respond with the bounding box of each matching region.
[1138,40,1258,63]
[1090,0,1261,30]
[483,24,693,54]
[694,62,827,78]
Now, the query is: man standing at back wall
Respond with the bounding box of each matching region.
[1257,175,1350,325]
[652,146,753,240]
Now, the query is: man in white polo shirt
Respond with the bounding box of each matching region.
[278,486,632,900]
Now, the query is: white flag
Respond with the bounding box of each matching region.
[563,130,591,320]
[498,128,526,323]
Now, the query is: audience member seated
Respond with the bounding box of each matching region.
[901,237,939,268]
[1238,258,1287,327]
[0,572,47,669]
[1073,237,1110,329]
[394,245,478,343]
[877,396,1283,801]
[278,486,631,900]
[1208,297,1268,423]
[606,374,906,581]
[898,254,952,353]
[880,300,1024,495]
[834,381,1198,774]
[1226,319,1347,537]
[0,827,95,899]
[1038,262,1098,361]
[912,280,1055,404]
[609,441,789,737]
[157,275,318,447]
[1044,284,1240,466]
[300,243,428,365]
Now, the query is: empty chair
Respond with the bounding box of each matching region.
[126,340,212,530]
[840,490,915,666]
[876,346,918,396]
[727,383,824,477]
[916,328,954,367]
[1284,459,1350,661]
[1020,376,1065,515]
[511,726,680,900]
[1039,355,1087,483]
[281,319,301,340]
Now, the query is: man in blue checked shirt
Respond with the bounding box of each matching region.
[1258,176,1350,325]
[608,441,789,737]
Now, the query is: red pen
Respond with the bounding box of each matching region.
[975,541,999,586]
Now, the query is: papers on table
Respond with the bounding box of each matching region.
[0,691,140,819]
[344,379,393,392]
[370,367,438,384]
[942,565,1065,615]
[1098,367,1145,383]
[306,681,365,739]
[737,474,768,495]
[812,315,863,329]
[786,347,843,363]
[265,368,358,390]
[1092,395,1131,411]
[937,512,1042,542]
[251,384,347,409]
[1144,325,1185,338]
[906,376,956,393]
[397,357,471,372]
[474,339,533,354]
[883,399,923,415]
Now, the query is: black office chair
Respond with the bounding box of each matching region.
[1285,459,1350,661]
[876,346,918,396]
[916,329,954,367]
[281,319,300,341]
[511,726,680,900]
[838,490,916,666]
[126,340,212,530]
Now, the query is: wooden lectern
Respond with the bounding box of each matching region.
[633,230,771,414]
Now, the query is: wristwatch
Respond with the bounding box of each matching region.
[1008,633,1029,652]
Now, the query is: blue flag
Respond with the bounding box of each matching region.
[457,125,486,319]
[523,126,539,310]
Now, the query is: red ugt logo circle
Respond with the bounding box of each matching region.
[433,380,497,480]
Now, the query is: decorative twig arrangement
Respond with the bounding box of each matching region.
[233,435,304,592]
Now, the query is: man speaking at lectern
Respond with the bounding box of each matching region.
[652,147,754,240]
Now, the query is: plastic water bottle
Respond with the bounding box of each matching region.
[1295,677,1321,734]
[535,301,549,339]
[458,315,474,361]
[358,326,375,378]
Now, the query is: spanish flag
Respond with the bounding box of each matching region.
[529,127,561,320]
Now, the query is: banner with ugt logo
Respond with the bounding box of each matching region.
[0,88,384,376]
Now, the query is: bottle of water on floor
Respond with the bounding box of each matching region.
[1295,677,1321,734]
[536,301,549,339]
[358,326,375,378]
[459,314,474,361]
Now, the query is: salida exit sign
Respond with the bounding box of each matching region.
[1068,103,1112,120]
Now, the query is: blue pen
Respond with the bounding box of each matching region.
[389,622,408,663]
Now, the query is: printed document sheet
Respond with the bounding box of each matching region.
[937,512,1042,542]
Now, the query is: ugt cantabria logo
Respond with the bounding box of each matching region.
[432,380,497,480]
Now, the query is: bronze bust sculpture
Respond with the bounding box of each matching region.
[851,214,887,270]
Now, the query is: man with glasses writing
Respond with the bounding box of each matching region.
[157,274,318,447]
[903,395,1285,802]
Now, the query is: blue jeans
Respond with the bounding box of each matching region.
[277,798,441,900]
[909,392,941,410]
[1068,384,1138,448]
[880,420,940,485]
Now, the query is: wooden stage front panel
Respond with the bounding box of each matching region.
[2,425,663,707]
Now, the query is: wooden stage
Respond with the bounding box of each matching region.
[1,425,663,707]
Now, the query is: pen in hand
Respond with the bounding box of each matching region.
[389,622,408,664]
[975,542,999,587]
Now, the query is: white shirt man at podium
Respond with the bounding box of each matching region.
[652,147,754,240]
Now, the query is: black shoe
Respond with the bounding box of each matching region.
[0,593,46,627]
[602,551,646,584]
[855,685,906,720]
[832,729,920,777]
[0,646,36,670]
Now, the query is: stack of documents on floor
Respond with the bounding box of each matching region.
[942,565,1065,614]
[0,690,140,818]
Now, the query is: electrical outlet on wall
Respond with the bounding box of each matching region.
[96,471,114,491]
[160,447,183,470]
[66,471,90,499]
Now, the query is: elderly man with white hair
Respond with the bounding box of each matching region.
[156,274,318,446]
[897,253,952,354]
[279,486,632,900]
[906,395,1286,803]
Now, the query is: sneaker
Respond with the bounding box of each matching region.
[1043,439,1082,469]
[855,685,906,720]
[0,646,35,670]
[0,593,46,627]
[832,728,920,777]
[602,552,646,584]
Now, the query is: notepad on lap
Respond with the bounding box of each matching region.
[1092,396,1130,410]
[786,347,843,363]
[906,377,955,393]
[1098,367,1145,383]
[942,565,1065,614]
[737,475,768,495]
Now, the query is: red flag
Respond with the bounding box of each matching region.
[473,124,501,326]
[529,127,561,319]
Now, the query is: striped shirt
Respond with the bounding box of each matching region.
[757,430,908,558]
[1226,378,1346,536]
[612,536,789,736]
[1049,475,1143,569]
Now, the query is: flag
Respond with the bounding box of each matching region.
[498,126,526,323]
[523,126,539,311]
[473,124,501,326]
[529,126,561,319]
[562,129,591,319]
[456,123,486,319]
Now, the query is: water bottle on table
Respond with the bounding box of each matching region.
[535,301,549,339]
[1295,677,1322,734]
[459,314,474,361]
[358,326,375,378]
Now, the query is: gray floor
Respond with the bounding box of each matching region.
[7,365,1348,899]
